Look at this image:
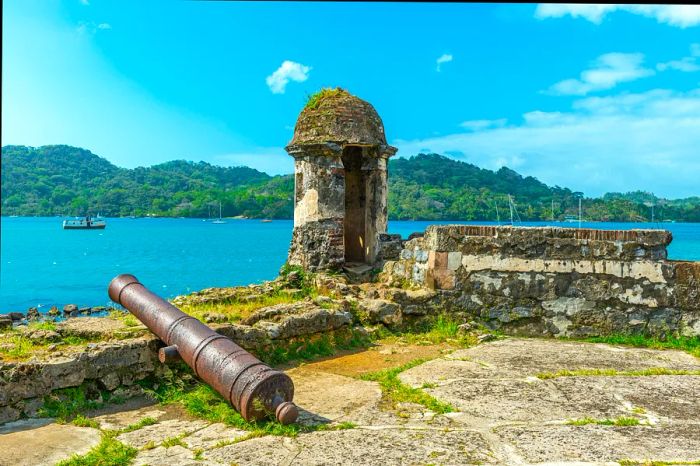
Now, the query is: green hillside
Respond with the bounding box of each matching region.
[2,145,699,221]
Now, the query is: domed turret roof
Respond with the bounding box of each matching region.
[288,88,388,147]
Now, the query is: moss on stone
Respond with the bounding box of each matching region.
[304,87,348,110]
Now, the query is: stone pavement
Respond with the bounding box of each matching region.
[1,338,699,465]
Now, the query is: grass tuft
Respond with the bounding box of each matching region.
[376,314,480,347]
[161,435,186,448]
[304,87,347,110]
[119,417,157,433]
[582,335,700,359]
[360,359,454,414]
[56,431,137,466]
[566,416,642,426]
[72,415,100,429]
[537,367,700,379]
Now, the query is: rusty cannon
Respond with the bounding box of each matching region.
[108,274,299,424]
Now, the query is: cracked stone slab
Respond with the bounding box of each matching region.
[203,435,299,466]
[590,375,700,422]
[291,427,497,465]
[446,338,700,378]
[0,423,101,466]
[409,377,630,425]
[289,367,383,424]
[496,423,700,463]
[181,422,249,450]
[132,445,212,466]
[92,405,169,431]
[116,418,209,449]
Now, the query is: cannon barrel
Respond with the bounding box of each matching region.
[108,274,298,424]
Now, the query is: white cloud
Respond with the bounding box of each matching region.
[266,60,311,94]
[535,4,700,28]
[460,119,507,131]
[436,53,453,72]
[76,21,111,35]
[392,88,700,198]
[548,53,654,96]
[657,44,700,72]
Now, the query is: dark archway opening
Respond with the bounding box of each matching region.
[342,146,366,264]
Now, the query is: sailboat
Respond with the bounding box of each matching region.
[212,201,226,224]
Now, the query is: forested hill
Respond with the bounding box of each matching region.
[2,145,699,221]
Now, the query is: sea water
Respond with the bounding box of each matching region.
[1,217,699,313]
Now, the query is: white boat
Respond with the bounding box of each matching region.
[212,202,226,224]
[63,215,106,230]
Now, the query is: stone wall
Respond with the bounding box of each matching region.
[381,225,700,338]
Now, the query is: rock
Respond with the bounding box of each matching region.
[63,304,78,314]
[457,322,475,334]
[98,372,121,391]
[285,270,303,288]
[313,295,333,306]
[48,306,60,317]
[8,312,24,322]
[203,312,228,323]
[79,307,91,314]
[27,329,61,342]
[27,308,40,320]
[0,315,12,330]
[402,305,427,316]
[57,317,127,339]
[21,397,44,417]
[111,385,145,402]
[359,299,401,326]
[477,333,497,343]
[0,405,20,424]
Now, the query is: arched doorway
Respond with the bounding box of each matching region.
[342,146,366,264]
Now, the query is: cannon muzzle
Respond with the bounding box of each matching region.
[108,274,298,424]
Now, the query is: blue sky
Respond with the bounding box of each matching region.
[3,2,700,198]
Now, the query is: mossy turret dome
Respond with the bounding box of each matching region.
[288,88,388,147]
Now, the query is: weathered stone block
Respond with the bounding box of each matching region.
[447,252,462,271]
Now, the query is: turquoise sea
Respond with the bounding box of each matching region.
[1,217,699,313]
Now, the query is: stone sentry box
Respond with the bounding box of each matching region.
[285,89,397,271]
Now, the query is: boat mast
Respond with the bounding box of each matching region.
[551,199,554,222]
[508,195,514,225]
[219,201,222,220]
[578,198,582,229]
[495,202,500,224]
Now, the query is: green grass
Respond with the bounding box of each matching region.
[583,335,700,359]
[72,415,100,429]
[263,329,370,366]
[178,292,304,324]
[55,432,137,466]
[119,417,157,433]
[537,367,700,379]
[375,314,480,347]
[161,435,186,448]
[141,373,356,438]
[304,87,347,110]
[39,386,106,422]
[360,359,454,414]
[618,461,700,466]
[566,416,642,426]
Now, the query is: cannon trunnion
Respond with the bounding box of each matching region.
[108,274,299,424]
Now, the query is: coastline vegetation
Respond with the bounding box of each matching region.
[4,145,699,222]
